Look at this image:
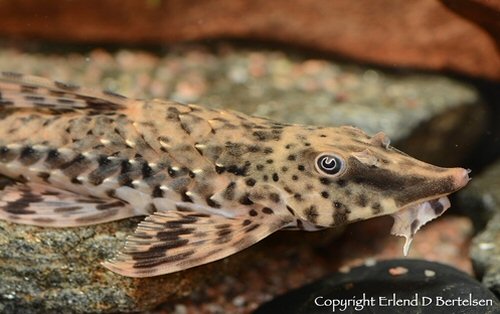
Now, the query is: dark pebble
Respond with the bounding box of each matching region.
[255,259,500,314]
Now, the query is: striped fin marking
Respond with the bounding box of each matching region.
[0,182,139,227]
[103,205,291,277]
[0,71,128,112]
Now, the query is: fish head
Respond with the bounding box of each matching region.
[278,126,470,238]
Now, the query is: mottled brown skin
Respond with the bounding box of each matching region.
[0,72,469,277]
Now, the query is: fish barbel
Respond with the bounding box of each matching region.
[0,72,470,277]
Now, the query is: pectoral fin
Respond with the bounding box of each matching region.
[0,183,136,227]
[103,207,289,277]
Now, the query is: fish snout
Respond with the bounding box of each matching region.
[450,167,471,190]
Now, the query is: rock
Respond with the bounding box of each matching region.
[0,218,222,313]
[472,214,500,298]
[0,218,343,314]
[0,1,499,81]
[0,44,485,312]
[461,159,500,296]
[255,259,500,314]
[330,215,475,276]
[441,0,500,50]
[458,160,500,231]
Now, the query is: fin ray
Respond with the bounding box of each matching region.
[103,208,289,277]
[0,183,138,227]
[0,72,129,112]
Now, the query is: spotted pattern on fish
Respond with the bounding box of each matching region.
[0,72,470,277]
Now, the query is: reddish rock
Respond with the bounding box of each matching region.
[441,0,500,50]
[332,215,474,275]
[0,0,499,80]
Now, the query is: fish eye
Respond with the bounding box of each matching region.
[315,153,345,176]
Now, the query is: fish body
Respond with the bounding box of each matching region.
[0,72,470,277]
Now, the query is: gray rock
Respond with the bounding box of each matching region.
[458,160,500,231]
[0,217,234,313]
[0,42,485,313]
[472,214,500,297]
[466,160,500,296]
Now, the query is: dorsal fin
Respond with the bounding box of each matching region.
[0,72,129,112]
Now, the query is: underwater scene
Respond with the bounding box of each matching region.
[0,1,499,313]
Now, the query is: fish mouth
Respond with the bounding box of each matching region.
[390,194,451,256]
